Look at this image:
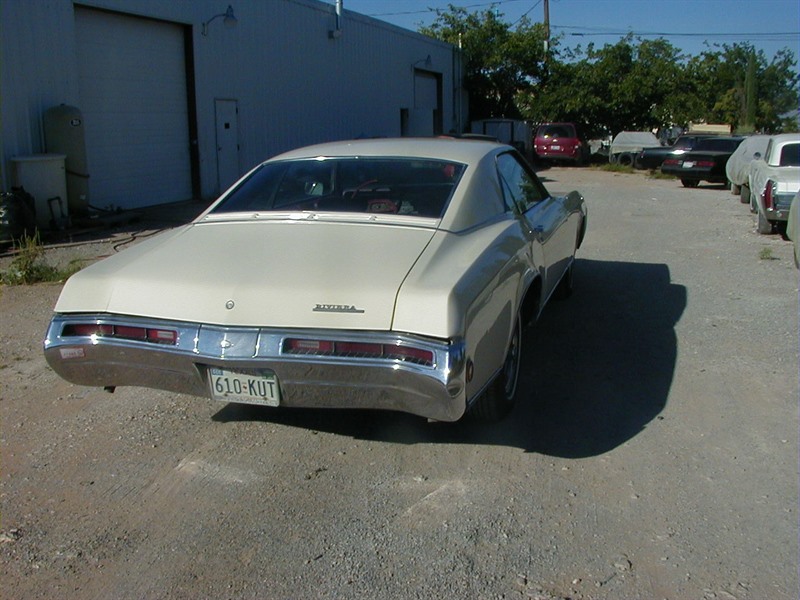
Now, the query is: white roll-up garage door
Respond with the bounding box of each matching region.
[75,8,192,210]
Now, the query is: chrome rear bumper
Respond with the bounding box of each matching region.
[44,314,467,421]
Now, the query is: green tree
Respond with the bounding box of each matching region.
[418,8,798,135]
[743,51,758,132]
[419,4,548,120]
[688,43,799,132]
[522,36,691,137]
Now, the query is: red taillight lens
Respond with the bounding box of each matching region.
[763,180,776,209]
[336,341,383,355]
[114,325,147,340]
[283,338,434,367]
[64,324,113,337]
[663,159,680,166]
[384,345,434,365]
[695,160,715,168]
[285,339,335,354]
[62,323,177,345]
[147,329,177,344]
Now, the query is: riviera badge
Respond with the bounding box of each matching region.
[313,304,365,314]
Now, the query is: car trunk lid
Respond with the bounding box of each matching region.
[56,219,437,331]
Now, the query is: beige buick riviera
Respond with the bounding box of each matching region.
[44,138,587,422]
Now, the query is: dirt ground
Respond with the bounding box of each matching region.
[1,168,797,600]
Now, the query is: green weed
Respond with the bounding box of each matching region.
[0,233,82,285]
[759,247,777,261]
[594,163,636,174]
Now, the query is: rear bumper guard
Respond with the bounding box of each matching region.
[44,314,467,421]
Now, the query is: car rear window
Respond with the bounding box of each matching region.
[211,157,466,218]
[537,124,576,139]
[779,143,800,166]
[694,138,743,152]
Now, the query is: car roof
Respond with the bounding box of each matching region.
[769,133,800,144]
[268,137,510,166]
[252,137,515,233]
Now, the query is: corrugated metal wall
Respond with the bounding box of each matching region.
[1,0,460,205]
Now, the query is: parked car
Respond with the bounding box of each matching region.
[533,122,589,165]
[635,135,715,170]
[608,131,660,166]
[725,134,770,200]
[747,133,800,234]
[787,192,799,268]
[660,136,744,187]
[44,138,587,422]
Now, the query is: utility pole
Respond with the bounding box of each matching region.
[543,0,550,53]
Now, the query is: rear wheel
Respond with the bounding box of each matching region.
[617,153,634,167]
[740,184,750,204]
[681,179,699,188]
[469,314,521,422]
[757,210,774,234]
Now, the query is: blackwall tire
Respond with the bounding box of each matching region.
[468,314,521,422]
[757,210,774,234]
[740,184,750,204]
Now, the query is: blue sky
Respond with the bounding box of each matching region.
[343,0,800,62]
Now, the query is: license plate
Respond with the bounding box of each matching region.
[550,145,561,150]
[682,161,694,168]
[209,367,280,406]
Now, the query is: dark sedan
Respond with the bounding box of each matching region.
[661,137,744,187]
[635,135,715,170]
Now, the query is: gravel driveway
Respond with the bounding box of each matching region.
[1,167,797,599]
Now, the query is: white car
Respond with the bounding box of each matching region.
[44,138,587,422]
[787,192,799,268]
[748,133,800,234]
[724,134,770,199]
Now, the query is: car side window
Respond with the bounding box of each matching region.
[779,143,800,167]
[496,152,547,213]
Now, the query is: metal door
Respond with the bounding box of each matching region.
[214,99,240,194]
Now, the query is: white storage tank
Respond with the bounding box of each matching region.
[11,154,69,230]
[43,105,90,216]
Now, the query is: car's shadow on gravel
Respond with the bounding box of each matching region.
[214,259,686,458]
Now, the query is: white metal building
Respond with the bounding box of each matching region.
[1,0,463,211]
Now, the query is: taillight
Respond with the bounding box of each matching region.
[695,160,715,167]
[68,324,113,337]
[384,344,434,364]
[115,325,147,340]
[285,339,335,354]
[762,180,776,210]
[663,158,680,166]
[283,338,434,367]
[62,323,177,345]
[335,341,383,355]
[147,329,177,344]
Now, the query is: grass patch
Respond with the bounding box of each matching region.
[646,169,676,180]
[759,247,778,261]
[0,233,82,285]
[593,163,636,174]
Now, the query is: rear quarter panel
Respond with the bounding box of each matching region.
[392,218,532,399]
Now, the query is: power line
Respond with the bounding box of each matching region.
[554,25,799,44]
[362,3,799,47]
[555,26,799,39]
[367,0,530,17]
